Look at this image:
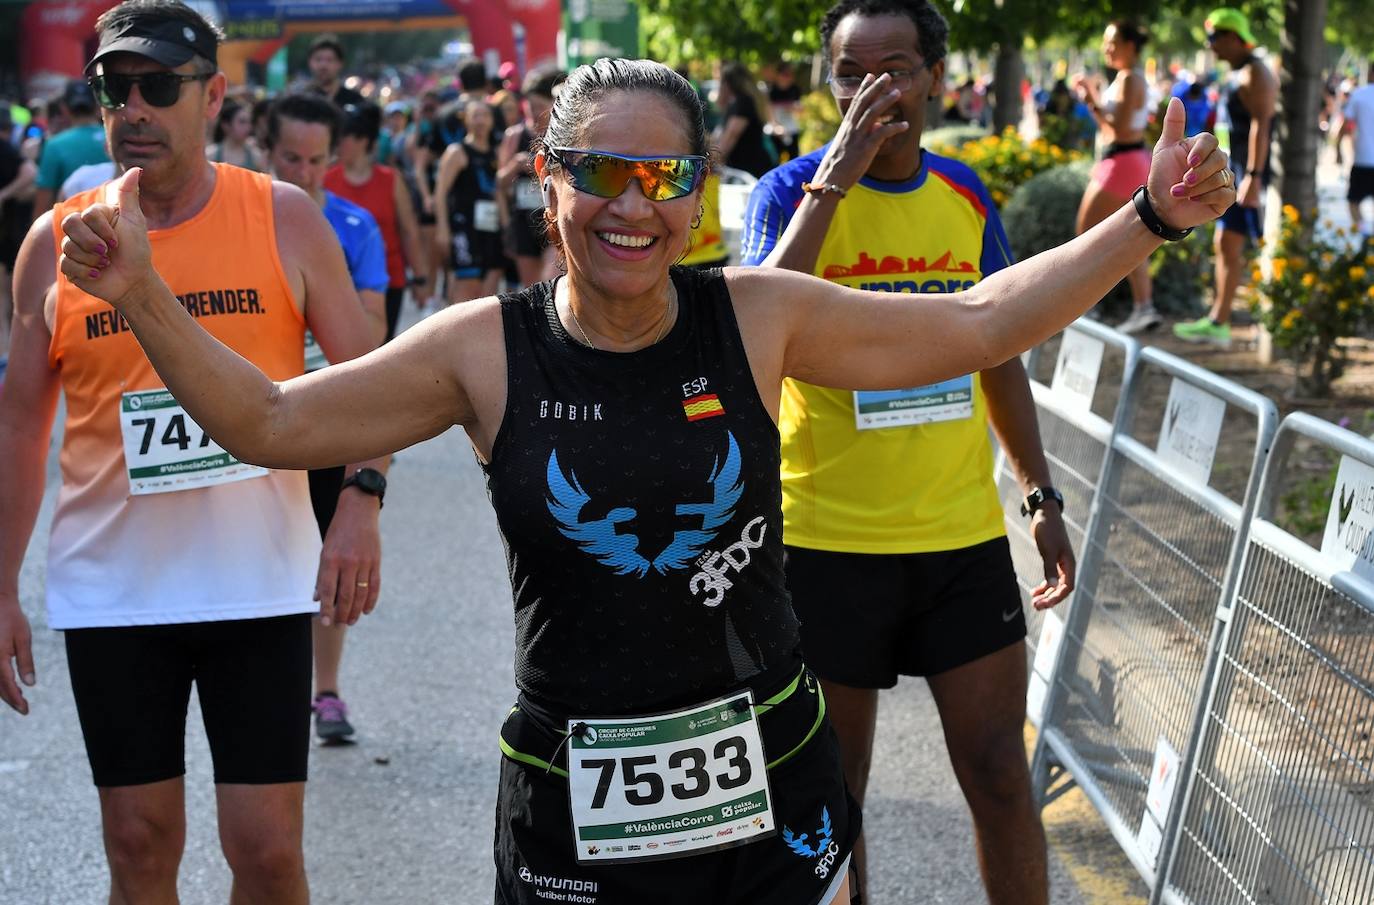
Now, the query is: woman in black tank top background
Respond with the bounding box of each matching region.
[435,99,505,306]
[66,56,1236,905]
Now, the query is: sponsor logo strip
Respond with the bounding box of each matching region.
[579,790,770,841]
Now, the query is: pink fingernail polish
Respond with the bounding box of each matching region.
[1189,156,1200,167]
[88,268,101,278]
[1171,185,1186,197]
[96,244,107,255]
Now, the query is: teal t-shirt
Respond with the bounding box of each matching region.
[36,123,110,192]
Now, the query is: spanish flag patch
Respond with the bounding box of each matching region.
[683,394,725,422]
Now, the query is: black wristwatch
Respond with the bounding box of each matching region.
[1132,185,1192,242]
[341,467,386,508]
[1020,487,1064,518]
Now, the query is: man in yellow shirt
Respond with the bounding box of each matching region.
[742,2,1075,902]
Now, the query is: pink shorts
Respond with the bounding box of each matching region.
[1090,148,1151,198]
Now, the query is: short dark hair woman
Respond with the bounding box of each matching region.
[58,58,1233,905]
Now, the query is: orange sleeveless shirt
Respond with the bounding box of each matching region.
[46,164,322,628]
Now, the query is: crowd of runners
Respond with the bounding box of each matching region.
[1,1,1246,903]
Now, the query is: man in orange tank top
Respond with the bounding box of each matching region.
[0,3,388,903]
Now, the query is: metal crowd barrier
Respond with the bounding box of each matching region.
[993,318,1139,726]
[1025,345,1278,887]
[1158,413,1374,905]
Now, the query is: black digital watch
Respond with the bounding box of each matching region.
[341,467,386,508]
[1020,486,1064,518]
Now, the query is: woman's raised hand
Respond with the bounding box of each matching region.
[1147,97,1237,230]
[59,167,154,308]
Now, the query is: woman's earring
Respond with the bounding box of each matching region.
[691,206,704,230]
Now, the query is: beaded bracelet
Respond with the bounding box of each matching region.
[801,181,848,198]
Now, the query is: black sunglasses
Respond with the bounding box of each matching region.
[89,72,210,110]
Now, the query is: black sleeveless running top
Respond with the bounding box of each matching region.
[448,141,498,225]
[483,267,803,717]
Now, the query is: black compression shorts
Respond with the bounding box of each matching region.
[1350,165,1374,204]
[308,465,346,538]
[494,669,860,905]
[384,286,404,343]
[785,536,1026,688]
[65,614,313,787]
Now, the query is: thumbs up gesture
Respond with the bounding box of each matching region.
[59,167,155,307]
[1147,96,1237,231]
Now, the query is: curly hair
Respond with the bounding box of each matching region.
[819,0,949,67]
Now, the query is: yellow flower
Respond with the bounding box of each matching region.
[1365,254,1374,267]
[1302,272,1317,288]
[1321,253,1334,265]
[1368,284,1374,299]
[1352,266,1368,280]
[1339,299,1352,313]
[1272,258,1288,279]
[1282,204,1300,223]
[1252,267,1264,283]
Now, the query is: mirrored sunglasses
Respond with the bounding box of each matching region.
[549,148,707,202]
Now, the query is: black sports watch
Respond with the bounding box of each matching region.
[341,467,386,508]
[1020,486,1064,518]
[1132,185,1192,242]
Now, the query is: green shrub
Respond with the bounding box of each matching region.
[797,91,842,156]
[1001,161,1091,258]
[920,124,988,151]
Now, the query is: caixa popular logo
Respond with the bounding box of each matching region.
[783,807,841,879]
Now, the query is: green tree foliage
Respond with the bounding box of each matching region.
[638,0,828,69]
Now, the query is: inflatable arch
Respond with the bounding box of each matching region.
[20,0,560,96]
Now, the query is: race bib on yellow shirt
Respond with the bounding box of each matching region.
[119,389,267,495]
[853,375,974,430]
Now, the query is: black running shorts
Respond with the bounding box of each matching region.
[384,286,404,343]
[494,669,860,905]
[308,465,347,538]
[785,536,1026,688]
[1350,165,1374,204]
[65,614,313,787]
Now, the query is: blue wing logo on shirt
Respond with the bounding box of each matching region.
[545,432,743,578]
[782,807,833,859]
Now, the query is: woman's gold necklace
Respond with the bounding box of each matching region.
[567,291,675,351]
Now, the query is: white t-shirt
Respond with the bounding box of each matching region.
[1347,84,1374,167]
[59,161,117,200]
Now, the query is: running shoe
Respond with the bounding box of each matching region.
[312,692,356,742]
[1172,316,1232,349]
[1117,304,1162,335]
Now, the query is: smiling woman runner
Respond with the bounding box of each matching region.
[53,59,1234,905]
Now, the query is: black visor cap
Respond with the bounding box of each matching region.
[85,16,218,75]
